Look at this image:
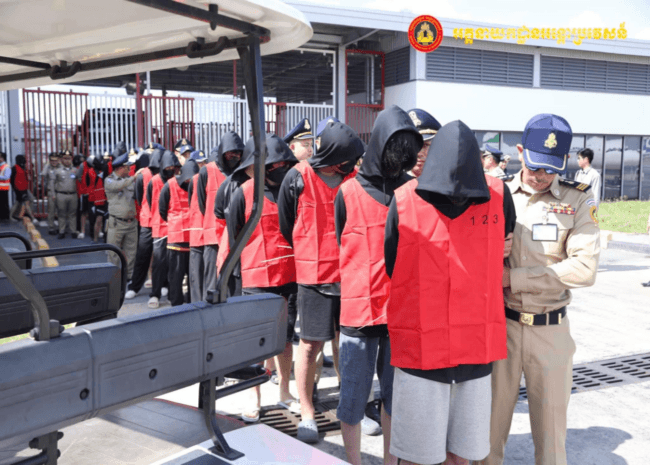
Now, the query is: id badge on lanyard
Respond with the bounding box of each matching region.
[532,209,558,241]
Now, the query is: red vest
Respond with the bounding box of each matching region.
[0,162,10,191]
[138,168,153,228]
[240,180,296,288]
[77,164,90,195]
[339,178,390,327]
[166,177,191,244]
[387,176,507,370]
[189,174,204,247]
[13,165,28,191]
[150,174,168,238]
[292,162,355,285]
[202,163,227,245]
[88,170,106,206]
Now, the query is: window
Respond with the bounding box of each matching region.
[604,136,622,199]
[385,48,410,87]
[622,136,641,200]
[540,56,650,95]
[426,47,533,87]
[642,138,650,200]
[565,135,585,180]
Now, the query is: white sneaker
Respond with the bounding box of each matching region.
[125,290,136,299]
[32,218,39,225]
[39,221,48,228]
[54,220,59,226]
[148,296,159,309]
[144,279,152,288]
[77,232,85,239]
[161,287,168,297]
[99,232,104,238]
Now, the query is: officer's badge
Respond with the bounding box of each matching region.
[589,205,599,224]
[200,151,204,158]
[409,111,421,127]
[304,120,310,130]
[181,139,188,146]
[544,133,558,149]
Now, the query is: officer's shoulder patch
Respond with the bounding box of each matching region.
[498,174,515,182]
[559,179,591,192]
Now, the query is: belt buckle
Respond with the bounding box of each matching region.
[519,312,535,326]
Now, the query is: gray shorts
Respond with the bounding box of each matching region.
[390,369,491,464]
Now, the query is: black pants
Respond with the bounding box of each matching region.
[0,190,9,220]
[129,226,152,293]
[202,244,218,301]
[150,236,168,299]
[167,246,190,306]
[189,246,204,303]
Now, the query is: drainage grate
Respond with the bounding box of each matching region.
[519,353,650,400]
[257,399,341,438]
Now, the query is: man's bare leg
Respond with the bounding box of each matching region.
[276,341,296,403]
[296,339,324,420]
[341,421,362,465]
[381,408,398,465]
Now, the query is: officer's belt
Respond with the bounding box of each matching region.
[56,191,77,195]
[167,245,190,252]
[506,306,566,326]
[110,214,135,223]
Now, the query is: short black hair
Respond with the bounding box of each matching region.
[578,148,594,164]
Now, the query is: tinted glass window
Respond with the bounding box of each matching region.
[604,136,622,200]
[642,138,650,200]
[622,136,641,200]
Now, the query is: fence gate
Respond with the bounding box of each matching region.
[141,95,194,149]
[345,49,384,143]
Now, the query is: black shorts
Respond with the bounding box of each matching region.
[78,194,90,213]
[242,283,298,343]
[297,284,340,342]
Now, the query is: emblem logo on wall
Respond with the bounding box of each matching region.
[409,15,444,53]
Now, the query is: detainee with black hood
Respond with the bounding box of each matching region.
[196,131,244,299]
[334,105,422,465]
[159,158,198,306]
[226,134,300,422]
[126,145,163,298]
[146,149,179,308]
[384,120,516,465]
[277,122,365,444]
[214,139,255,297]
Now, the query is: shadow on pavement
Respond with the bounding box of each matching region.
[504,426,631,465]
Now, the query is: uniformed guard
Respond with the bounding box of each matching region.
[406,108,441,177]
[105,152,137,279]
[174,138,195,166]
[499,154,511,175]
[54,150,79,238]
[283,118,313,161]
[42,152,60,235]
[480,114,600,465]
[482,144,506,178]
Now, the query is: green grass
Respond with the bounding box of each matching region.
[598,200,650,234]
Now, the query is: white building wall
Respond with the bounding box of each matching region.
[386,80,650,136]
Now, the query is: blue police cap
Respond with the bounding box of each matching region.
[316,117,340,137]
[407,109,441,141]
[112,152,134,169]
[190,150,207,162]
[283,118,312,143]
[484,144,503,157]
[521,114,572,174]
[145,142,165,153]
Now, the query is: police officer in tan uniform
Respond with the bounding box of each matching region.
[42,152,60,235]
[480,114,600,465]
[105,152,137,280]
[54,150,79,238]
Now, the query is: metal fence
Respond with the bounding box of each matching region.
[0,91,10,156]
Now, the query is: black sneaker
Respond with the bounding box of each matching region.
[58,233,65,239]
[642,281,650,287]
[48,230,57,236]
[71,232,78,239]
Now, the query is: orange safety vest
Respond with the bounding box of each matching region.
[0,162,12,191]
[150,174,167,238]
[138,168,153,228]
[88,170,106,206]
[188,174,204,247]
[202,163,227,245]
[166,177,191,244]
[339,178,390,327]
[240,180,296,288]
[292,162,355,285]
[387,176,507,370]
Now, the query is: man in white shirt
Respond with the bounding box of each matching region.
[574,148,601,206]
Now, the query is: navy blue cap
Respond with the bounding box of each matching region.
[283,118,312,143]
[190,150,207,163]
[112,153,134,169]
[407,109,441,141]
[145,142,165,153]
[521,114,572,174]
[483,144,503,157]
[316,117,339,137]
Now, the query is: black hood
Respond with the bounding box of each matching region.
[15,155,26,167]
[136,153,150,171]
[214,131,245,175]
[177,159,199,188]
[416,120,490,204]
[149,148,164,174]
[160,150,180,181]
[310,122,365,169]
[265,134,298,166]
[112,140,127,159]
[232,137,257,175]
[359,105,422,188]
